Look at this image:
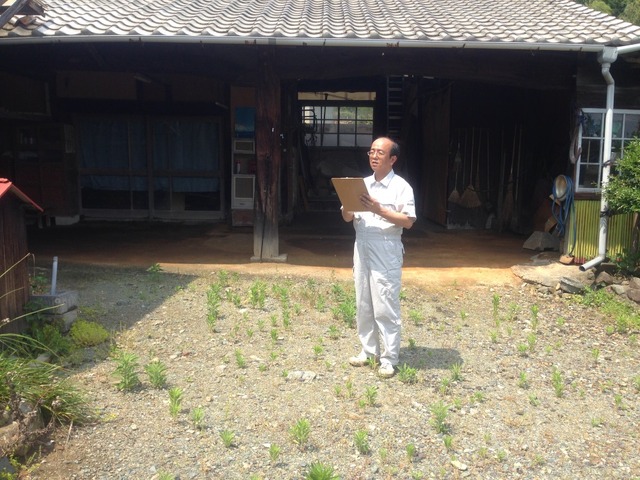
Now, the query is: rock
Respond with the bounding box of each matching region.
[286,371,317,382]
[451,459,468,471]
[629,277,640,289]
[595,271,614,285]
[559,277,586,294]
[610,284,628,296]
[626,288,640,304]
[522,231,560,252]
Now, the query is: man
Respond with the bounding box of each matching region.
[341,137,416,378]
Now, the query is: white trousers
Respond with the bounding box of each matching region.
[353,233,403,366]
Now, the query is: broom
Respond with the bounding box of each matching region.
[459,128,482,209]
[448,140,463,204]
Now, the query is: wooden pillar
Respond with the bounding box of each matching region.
[252,50,287,262]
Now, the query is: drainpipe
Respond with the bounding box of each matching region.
[580,46,618,272]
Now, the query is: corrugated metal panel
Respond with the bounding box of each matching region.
[568,200,635,264]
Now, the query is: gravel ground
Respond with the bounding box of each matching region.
[24,263,640,480]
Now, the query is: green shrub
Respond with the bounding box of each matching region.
[70,319,110,347]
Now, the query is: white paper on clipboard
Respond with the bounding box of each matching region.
[331,177,369,212]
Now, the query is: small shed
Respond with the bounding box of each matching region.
[0,177,42,333]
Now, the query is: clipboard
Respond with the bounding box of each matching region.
[331,177,368,211]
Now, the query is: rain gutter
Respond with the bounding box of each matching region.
[0,34,623,53]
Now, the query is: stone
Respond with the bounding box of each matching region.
[559,277,586,294]
[595,271,614,285]
[610,284,628,296]
[626,289,640,304]
[522,231,560,252]
[29,290,78,315]
[629,277,640,290]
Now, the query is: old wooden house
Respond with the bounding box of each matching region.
[1,0,640,267]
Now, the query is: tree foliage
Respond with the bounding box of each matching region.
[576,0,640,24]
[604,138,640,214]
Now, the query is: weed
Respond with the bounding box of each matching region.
[633,375,640,392]
[354,429,370,454]
[168,387,183,419]
[313,343,324,359]
[269,443,281,463]
[430,400,449,434]
[331,294,356,328]
[529,394,540,406]
[406,443,417,462]
[190,406,206,429]
[443,434,454,451]
[591,417,605,427]
[69,319,110,347]
[460,310,468,321]
[517,372,529,389]
[220,429,236,448]
[532,453,546,466]
[591,347,600,364]
[397,363,418,384]
[556,316,566,327]
[144,359,168,389]
[112,350,140,391]
[530,304,540,331]
[290,418,311,448]
[235,349,247,368]
[450,362,463,382]
[408,337,417,349]
[270,329,279,343]
[527,333,537,352]
[492,293,500,324]
[517,343,529,357]
[249,280,267,309]
[304,461,339,480]
[363,385,378,406]
[157,472,175,480]
[328,325,340,340]
[471,391,486,404]
[439,377,451,395]
[408,309,423,326]
[496,449,507,462]
[489,330,499,343]
[614,394,626,410]
[551,366,564,397]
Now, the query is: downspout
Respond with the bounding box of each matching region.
[580,46,618,271]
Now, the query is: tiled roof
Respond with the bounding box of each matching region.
[1,0,640,48]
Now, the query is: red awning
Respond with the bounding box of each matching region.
[0,178,43,212]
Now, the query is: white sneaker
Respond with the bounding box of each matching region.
[378,363,395,378]
[348,352,378,367]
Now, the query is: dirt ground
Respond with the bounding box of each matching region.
[27,213,535,287]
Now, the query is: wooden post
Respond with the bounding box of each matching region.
[252,50,287,262]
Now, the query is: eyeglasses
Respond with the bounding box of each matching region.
[367,149,386,157]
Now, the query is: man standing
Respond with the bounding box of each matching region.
[341,137,416,378]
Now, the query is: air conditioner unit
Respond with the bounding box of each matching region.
[231,174,255,209]
[233,138,255,154]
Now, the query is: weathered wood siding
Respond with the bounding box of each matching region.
[0,197,31,333]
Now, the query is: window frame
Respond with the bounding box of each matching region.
[300,101,374,148]
[577,108,640,193]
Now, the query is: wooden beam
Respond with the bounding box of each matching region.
[252,49,287,263]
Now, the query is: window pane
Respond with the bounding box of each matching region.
[357,120,373,135]
[583,113,603,137]
[578,164,600,189]
[340,135,356,147]
[323,106,339,120]
[624,114,640,138]
[356,134,371,147]
[323,134,338,146]
[581,139,601,165]
[340,106,356,120]
[342,123,356,134]
[357,107,373,120]
[613,114,623,138]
